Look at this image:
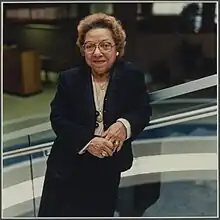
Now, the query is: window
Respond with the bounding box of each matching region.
[6,9,18,19]
[90,3,113,14]
[137,3,142,15]
[153,3,188,15]
[152,3,202,15]
[68,4,78,18]
[31,9,46,20]
[214,3,217,23]
[6,9,30,19]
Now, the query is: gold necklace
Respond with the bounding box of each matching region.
[99,81,108,90]
[93,78,108,123]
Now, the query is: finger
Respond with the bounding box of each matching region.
[110,141,118,153]
[101,146,113,156]
[93,151,102,158]
[108,132,120,143]
[109,130,122,143]
[102,129,109,137]
[104,124,121,139]
[97,153,104,158]
[114,141,121,152]
[88,144,98,154]
[113,139,119,147]
[104,139,114,149]
[105,130,115,141]
[88,143,103,155]
[112,144,118,153]
[117,141,123,152]
[87,148,98,157]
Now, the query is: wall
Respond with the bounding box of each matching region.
[4,23,216,74]
[135,33,216,69]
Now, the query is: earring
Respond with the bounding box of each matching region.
[116,52,119,56]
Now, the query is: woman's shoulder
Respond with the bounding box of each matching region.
[60,61,90,80]
[58,67,84,88]
[60,67,81,78]
[117,59,145,77]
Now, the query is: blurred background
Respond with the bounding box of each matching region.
[2,2,218,218]
[3,2,217,94]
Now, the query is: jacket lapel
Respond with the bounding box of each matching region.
[103,60,124,118]
[81,65,96,129]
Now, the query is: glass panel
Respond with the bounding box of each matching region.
[29,129,55,146]
[117,178,217,217]
[3,135,30,153]
[117,112,217,217]
[30,151,48,217]
[3,154,35,217]
[151,85,217,120]
[3,115,50,156]
[3,146,50,217]
[2,76,217,217]
[3,110,217,217]
[3,115,49,133]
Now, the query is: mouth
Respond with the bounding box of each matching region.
[92,60,106,65]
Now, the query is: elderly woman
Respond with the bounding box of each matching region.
[38,13,152,217]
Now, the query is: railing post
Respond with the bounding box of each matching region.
[28,135,37,217]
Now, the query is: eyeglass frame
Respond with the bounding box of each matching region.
[83,40,116,54]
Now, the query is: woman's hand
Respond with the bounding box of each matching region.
[102,122,126,153]
[87,137,114,158]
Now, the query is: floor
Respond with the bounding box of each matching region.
[3,86,56,123]
[143,180,217,217]
[19,180,217,217]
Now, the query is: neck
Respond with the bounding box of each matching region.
[92,71,109,82]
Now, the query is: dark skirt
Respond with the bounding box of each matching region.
[38,154,121,217]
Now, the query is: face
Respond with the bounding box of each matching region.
[83,28,117,76]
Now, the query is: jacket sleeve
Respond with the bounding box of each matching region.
[121,69,152,141]
[50,72,94,154]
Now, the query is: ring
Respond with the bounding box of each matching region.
[101,151,107,157]
[115,140,120,146]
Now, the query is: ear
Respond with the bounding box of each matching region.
[80,48,85,56]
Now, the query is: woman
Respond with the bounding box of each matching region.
[38,13,152,217]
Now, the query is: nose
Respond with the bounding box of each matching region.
[93,46,102,56]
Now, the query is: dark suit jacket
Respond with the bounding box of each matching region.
[46,58,152,179]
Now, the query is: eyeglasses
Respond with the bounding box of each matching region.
[83,40,115,54]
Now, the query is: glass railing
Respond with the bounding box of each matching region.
[3,74,218,217]
[3,105,217,217]
[151,74,217,120]
[3,74,217,152]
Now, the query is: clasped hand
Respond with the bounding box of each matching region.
[87,122,126,158]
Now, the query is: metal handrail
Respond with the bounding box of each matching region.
[150,105,217,124]
[3,107,217,160]
[3,103,217,142]
[151,98,216,104]
[152,100,216,119]
[3,74,217,157]
[145,111,216,131]
[3,142,53,159]
[150,74,217,102]
[3,99,216,127]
